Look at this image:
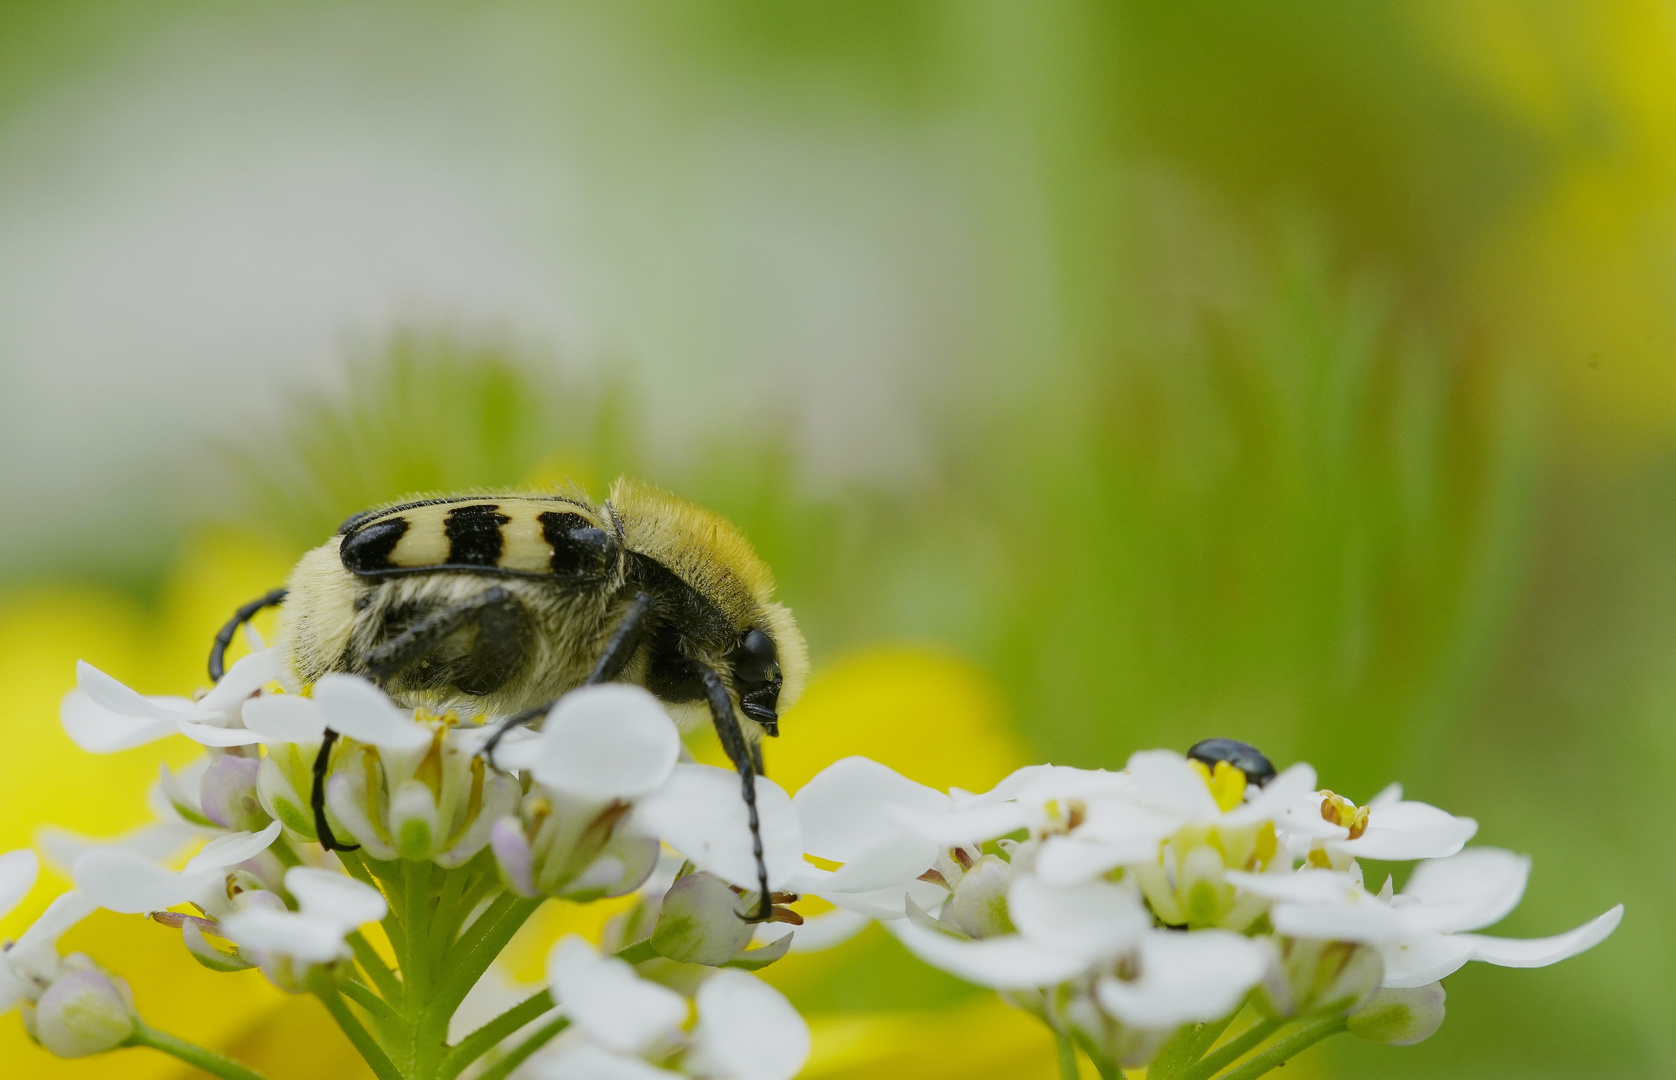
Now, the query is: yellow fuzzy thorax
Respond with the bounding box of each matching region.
[607,476,778,620]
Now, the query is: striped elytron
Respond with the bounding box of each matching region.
[209,478,808,919]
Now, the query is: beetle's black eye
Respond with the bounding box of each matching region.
[732,629,778,688]
[1186,737,1277,787]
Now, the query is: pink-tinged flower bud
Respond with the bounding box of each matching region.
[25,968,135,1057]
[651,871,755,966]
[490,816,537,897]
[200,754,269,832]
[1348,983,1447,1045]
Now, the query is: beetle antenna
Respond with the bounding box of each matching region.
[700,666,773,923]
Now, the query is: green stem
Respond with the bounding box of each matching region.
[315,989,403,1080]
[428,865,472,963]
[127,1022,273,1080]
[441,891,518,974]
[1186,1014,1239,1064]
[341,977,400,1027]
[403,861,434,1005]
[1148,1023,1201,1080]
[475,1017,569,1080]
[614,939,659,964]
[440,989,556,1080]
[349,930,404,1004]
[1179,1017,1284,1080]
[1213,1017,1347,1080]
[1055,1027,1080,1080]
[432,897,542,1024]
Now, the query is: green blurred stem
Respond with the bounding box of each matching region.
[614,939,659,964]
[1056,1028,1080,1080]
[1214,1016,1346,1080]
[475,1016,569,1080]
[315,987,402,1080]
[1179,1017,1283,1080]
[127,1022,272,1080]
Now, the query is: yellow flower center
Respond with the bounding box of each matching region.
[1189,759,1248,812]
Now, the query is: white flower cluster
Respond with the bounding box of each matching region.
[786,750,1622,1072]
[2,649,1620,1080]
[43,651,815,1077]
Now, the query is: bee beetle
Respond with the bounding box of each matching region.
[209,478,808,920]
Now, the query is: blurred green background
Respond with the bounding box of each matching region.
[0,1,1670,1077]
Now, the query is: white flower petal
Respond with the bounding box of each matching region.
[528,1042,679,1080]
[73,850,221,914]
[198,649,283,713]
[75,661,214,723]
[1378,933,1478,988]
[630,765,803,891]
[823,836,939,894]
[59,689,179,752]
[793,872,946,920]
[0,850,38,921]
[1073,796,1182,846]
[242,695,327,744]
[1458,905,1622,970]
[183,822,282,874]
[1223,763,1320,826]
[220,908,350,964]
[0,955,28,1014]
[1124,750,1223,821]
[1270,897,1411,943]
[1011,766,1132,810]
[13,891,97,953]
[688,970,810,1080]
[1033,836,1139,886]
[1336,801,1477,860]
[887,919,1092,989]
[1094,930,1268,1028]
[286,867,388,928]
[172,718,267,747]
[312,675,431,754]
[1009,876,1149,962]
[1225,869,1361,905]
[531,686,680,800]
[477,726,539,770]
[548,935,687,1054]
[37,822,196,877]
[1398,848,1529,933]
[793,757,950,861]
[784,908,872,953]
[890,800,1029,846]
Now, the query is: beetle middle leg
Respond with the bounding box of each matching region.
[481,590,652,765]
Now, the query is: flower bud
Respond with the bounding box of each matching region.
[651,871,754,965]
[200,753,269,832]
[940,854,1016,939]
[390,779,440,860]
[1347,983,1446,1045]
[1256,938,1383,1018]
[26,968,135,1057]
[257,746,316,839]
[491,789,657,900]
[490,816,538,897]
